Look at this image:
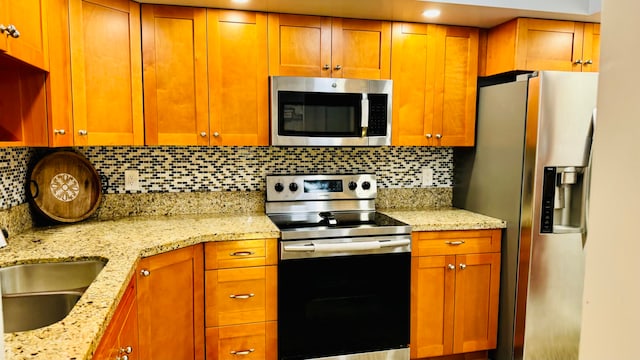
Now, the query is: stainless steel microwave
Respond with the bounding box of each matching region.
[270,76,392,146]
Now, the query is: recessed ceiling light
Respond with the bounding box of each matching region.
[232,0,249,3]
[422,9,441,18]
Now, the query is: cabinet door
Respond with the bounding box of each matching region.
[411,255,455,358]
[1,0,48,70]
[206,265,277,327]
[390,22,438,146]
[582,23,600,72]
[267,13,331,77]
[142,5,208,145]
[208,10,268,146]
[452,253,501,354]
[433,26,478,147]
[69,0,143,145]
[93,276,139,360]
[137,245,205,360]
[331,18,391,79]
[515,18,583,72]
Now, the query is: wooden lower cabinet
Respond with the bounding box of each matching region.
[206,321,277,360]
[204,240,277,360]
[93,276,139,360]
[136,244,205,360]
[411,230,501,359]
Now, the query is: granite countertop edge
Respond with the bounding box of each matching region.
[0,208,505,360]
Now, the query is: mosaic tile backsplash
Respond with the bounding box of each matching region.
[1,146,453,209]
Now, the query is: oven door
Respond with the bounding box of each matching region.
[278,246,410,360]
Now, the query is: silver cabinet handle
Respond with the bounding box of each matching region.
[117,356,129,360]
[425,133,432,138]
[78,130,88,136]
[230,251,254,256]
[447,264,455,270]
[200,131,207,137]
[574,59,583,64]
[334,64,342,70]
[435,134,442,139]
[445,240,465,245]
[140,269,150,277]
[229,293,255,299]
[459,263,467,270]
[0,24,20,38]
[230,349,255,355]
[120,346,133,354]
[584,59,593,65]
[54,129,66,135]
[213,132,220,137]
[323,64,330,70]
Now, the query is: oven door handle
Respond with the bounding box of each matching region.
[283,239,410,253]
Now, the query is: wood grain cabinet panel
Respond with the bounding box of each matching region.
[268,13,391,79]
[411,229,501,359]
[137,245,205,360]
[0,0,49,70]
[207,10,269,146]
[391,23,478,147]
[69,0,144,145]
[93,276,139,360]
[485,18,600,76]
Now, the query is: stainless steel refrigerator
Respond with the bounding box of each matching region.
[454,71,598,360]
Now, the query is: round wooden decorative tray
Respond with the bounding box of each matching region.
[27,151,102,223]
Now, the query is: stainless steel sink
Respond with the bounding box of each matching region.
[1,259,107,332]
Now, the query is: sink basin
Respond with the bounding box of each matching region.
[1,259,107,332]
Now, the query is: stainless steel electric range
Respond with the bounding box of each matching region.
[266,174,411,360]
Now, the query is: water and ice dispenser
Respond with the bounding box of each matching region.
[540,166,587,233]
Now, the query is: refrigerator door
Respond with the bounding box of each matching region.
[522,71,598,360]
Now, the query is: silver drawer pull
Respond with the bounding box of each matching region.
[229,293,255,299]
[230,251,255,256]
[445,241,465,245]
[230,348,255,355]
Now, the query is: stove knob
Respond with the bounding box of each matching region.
[274,183,284,192]
[348,181,358,191]
[289,182,299,192]
[361,181,371,190]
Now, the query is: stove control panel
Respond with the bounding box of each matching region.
[266,174,377,202]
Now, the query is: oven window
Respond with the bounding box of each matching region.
[278,252,410,360]
[278,91,362,137]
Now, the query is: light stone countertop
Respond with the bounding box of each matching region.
[0,213,279,360]
[379,207,507,231]
[0,208,504,360]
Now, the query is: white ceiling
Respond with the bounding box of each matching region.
[137,0,601,28]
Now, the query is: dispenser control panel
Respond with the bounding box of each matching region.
[540,167,556,233]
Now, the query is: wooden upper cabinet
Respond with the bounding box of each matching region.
[142,4,209,145]
[268,13,391,79]
[0,0,49,70]
[485,18,601,76]
[391,23,478,147]
[68,0,143,145]
[137,245,205,360]
[207,10,269,146]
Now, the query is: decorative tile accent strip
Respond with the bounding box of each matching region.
[74,146,453,194]
[0,147,33,209]
[1,146,453,211]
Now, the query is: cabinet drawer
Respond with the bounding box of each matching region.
[206,266,277,327]
[206,321,277,360]
[205,239,277,269]
[412,229,501,256]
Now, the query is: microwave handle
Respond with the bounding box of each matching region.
[361,93,369,137]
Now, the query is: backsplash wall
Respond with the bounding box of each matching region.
[1,146,453,209]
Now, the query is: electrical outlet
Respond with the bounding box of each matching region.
[124,170,140,191]
[421,168,434,187]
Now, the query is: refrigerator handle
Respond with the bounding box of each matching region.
[582,108,597,248]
